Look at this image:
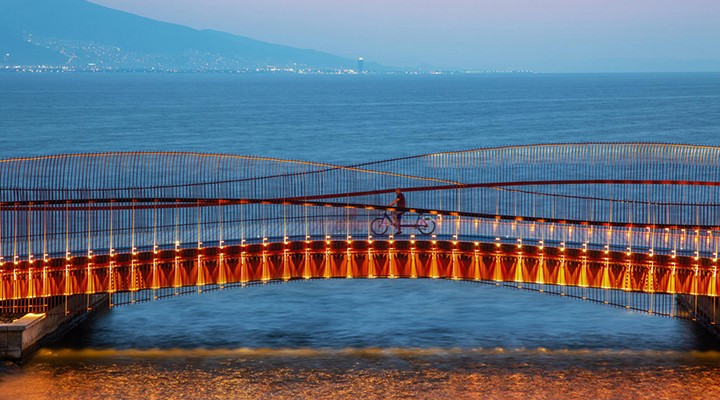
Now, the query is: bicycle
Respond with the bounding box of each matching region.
[370,212,436,236]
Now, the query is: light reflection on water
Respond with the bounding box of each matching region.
[3,346,720,399]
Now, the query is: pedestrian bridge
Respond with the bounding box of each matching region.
[1,143,720,322]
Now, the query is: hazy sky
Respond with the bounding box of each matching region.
[90,0,720,71]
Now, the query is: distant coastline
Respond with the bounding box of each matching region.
[0,65,536,75]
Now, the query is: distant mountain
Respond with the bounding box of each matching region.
[0,0,366,70]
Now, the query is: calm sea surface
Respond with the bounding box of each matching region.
[1,73,720,399]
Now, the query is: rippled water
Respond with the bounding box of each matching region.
[4,347,720,399]
[1,73,720,398]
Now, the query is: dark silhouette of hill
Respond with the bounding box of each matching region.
[0,0,362,70]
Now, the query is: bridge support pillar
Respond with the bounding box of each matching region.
[678,294,720,340]
[0,294,108,362]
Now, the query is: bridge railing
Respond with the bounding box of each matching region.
[2,202,719,262]
[4,145,720,225]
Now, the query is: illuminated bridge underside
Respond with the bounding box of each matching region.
[1,240,714,318]
[3,143,720,319]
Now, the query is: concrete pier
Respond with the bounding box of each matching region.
[0,294,108,361]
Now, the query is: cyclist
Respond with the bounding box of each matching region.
[388,188,406,234]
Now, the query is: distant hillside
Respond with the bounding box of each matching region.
[0,0,364,70]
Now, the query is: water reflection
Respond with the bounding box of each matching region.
[2,346,720,399]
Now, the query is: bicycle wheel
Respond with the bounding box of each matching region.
[417,218,436,235]
[371,217,389,235]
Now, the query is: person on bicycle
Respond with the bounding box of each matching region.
[388,188,406,234]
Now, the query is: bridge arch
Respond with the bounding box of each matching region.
[78,239,685,318]
[1,143,719,322]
